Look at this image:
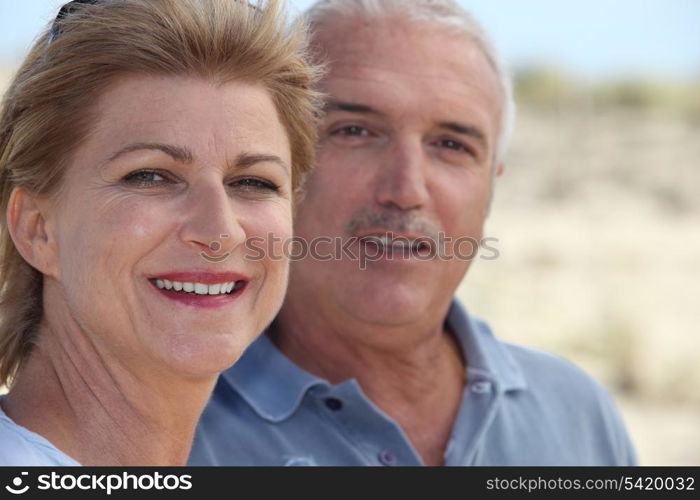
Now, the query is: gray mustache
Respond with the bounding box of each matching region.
[345,209,442,240]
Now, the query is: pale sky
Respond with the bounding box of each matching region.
[1,0,699,81]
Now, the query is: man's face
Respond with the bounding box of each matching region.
[290,19,503,327]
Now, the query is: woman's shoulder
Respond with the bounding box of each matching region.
[0,404,80,466]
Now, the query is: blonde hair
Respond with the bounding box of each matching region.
[0,0,323,386]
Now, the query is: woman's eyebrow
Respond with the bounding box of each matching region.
[106,142,194,164]
[232,152,290,177]
[103,145,288,176]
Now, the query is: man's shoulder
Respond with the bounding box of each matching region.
[502,341,608,396]
[499,339,632,421]
[480,341,637,465]
[454,304,612,400]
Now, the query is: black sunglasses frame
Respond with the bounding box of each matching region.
[49,0,101,42]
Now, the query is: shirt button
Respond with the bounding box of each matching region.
[378,450,397,466]
[471,381,492,394]
[324,397,343,411]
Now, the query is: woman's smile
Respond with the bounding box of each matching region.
[148,271,249,309]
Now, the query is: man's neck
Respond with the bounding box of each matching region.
[2,321,216,466]
[270,297,467,465]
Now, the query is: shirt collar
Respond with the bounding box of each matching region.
[220,299,527,423]
[220,333,328,422]
[446,300,528,392]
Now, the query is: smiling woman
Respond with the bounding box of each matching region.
[0,0,321,465]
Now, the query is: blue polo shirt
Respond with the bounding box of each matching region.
[189,301,637,466]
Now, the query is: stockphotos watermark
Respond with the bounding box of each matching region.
[3,470,192,496]
[200,232,500,269]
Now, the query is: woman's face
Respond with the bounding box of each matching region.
[42,75,292,378]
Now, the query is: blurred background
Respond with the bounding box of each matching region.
[1,0,698,465]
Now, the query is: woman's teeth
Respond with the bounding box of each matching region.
[152,279,239,295]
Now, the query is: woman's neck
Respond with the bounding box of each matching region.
[3,327,216,466]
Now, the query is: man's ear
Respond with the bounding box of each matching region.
[6,186,59,279]
[495,162,505,178]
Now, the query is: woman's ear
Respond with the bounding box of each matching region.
[7,186,59,278]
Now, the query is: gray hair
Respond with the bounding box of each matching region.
[305,0,516,167]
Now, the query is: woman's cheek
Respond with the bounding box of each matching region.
[56,191,169,255]
[59,199,172,291]
[256,207,292,289]
[237,205,292,330]
[242,201,293,262]
[98,197,176,239]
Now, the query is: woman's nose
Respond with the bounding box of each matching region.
[178,180,246,259]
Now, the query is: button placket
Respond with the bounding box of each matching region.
[470,380,492,394]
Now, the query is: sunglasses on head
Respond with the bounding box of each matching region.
[49,0,100,42]
[48,0,261,43]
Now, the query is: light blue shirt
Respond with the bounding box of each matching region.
[189,301,637,466]
[0,399,81,466]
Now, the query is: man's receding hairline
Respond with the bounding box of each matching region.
[312,13,499,72]
[312,15,505,136]
[304,0,517,169]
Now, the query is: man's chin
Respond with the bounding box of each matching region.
[338,291,434,327]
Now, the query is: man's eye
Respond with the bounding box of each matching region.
[121,169,170,187]
[231,177,279,192]
[437,138,478,157]
[332,125,371,137]
[441,139,467,152]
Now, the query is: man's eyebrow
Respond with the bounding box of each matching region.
[438,122,488,147]
[326,102,488,147]
[325,100,380,115]
[233,152,290,176]
[107,142,194,164]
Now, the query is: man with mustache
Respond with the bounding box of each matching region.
[190,0,636,466]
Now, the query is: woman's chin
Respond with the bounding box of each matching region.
[159,332,253,379]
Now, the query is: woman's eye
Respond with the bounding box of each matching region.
[231,177,279,192]
[121,169,170,187]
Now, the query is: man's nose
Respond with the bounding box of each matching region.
[374,137,430,210]
[178,179,246,257]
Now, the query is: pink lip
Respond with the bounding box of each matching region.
[147,271,249,309]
